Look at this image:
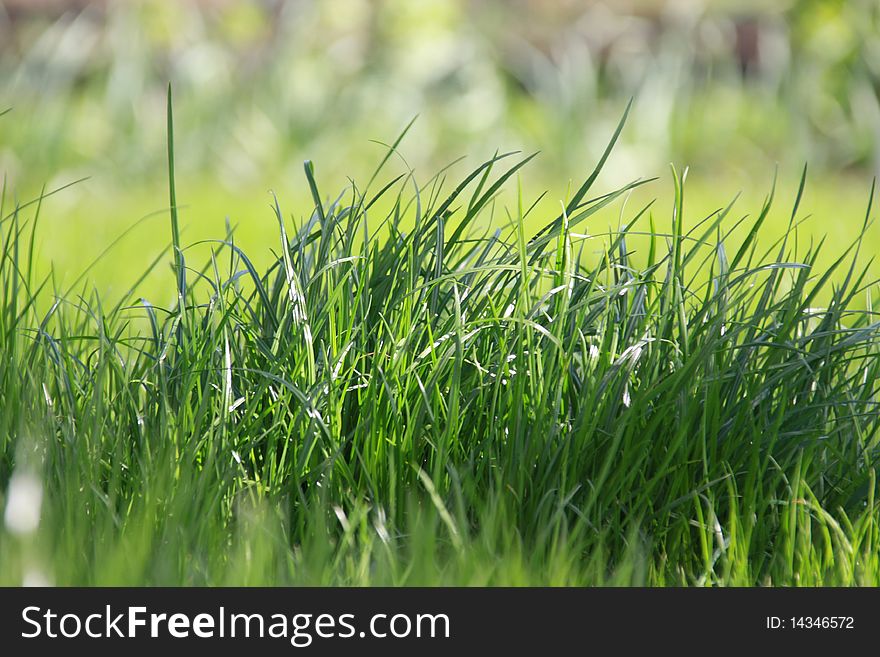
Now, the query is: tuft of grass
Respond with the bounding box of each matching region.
[1,105,880,586]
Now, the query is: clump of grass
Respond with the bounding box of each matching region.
[1,99,879,586]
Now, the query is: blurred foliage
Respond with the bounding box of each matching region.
[1,0,879,302]
[1,0,879,193]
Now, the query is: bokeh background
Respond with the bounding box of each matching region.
[2,0,879,297]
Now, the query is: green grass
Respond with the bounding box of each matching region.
[2,100,880,586]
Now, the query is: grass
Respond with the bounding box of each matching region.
[2,97,880,586]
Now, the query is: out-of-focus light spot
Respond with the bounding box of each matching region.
[4,471,43,536]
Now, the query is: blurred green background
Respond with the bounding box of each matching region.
[2,0,879,301]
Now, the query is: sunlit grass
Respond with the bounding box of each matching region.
[23,164,876,307]
[2,102,880,586]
